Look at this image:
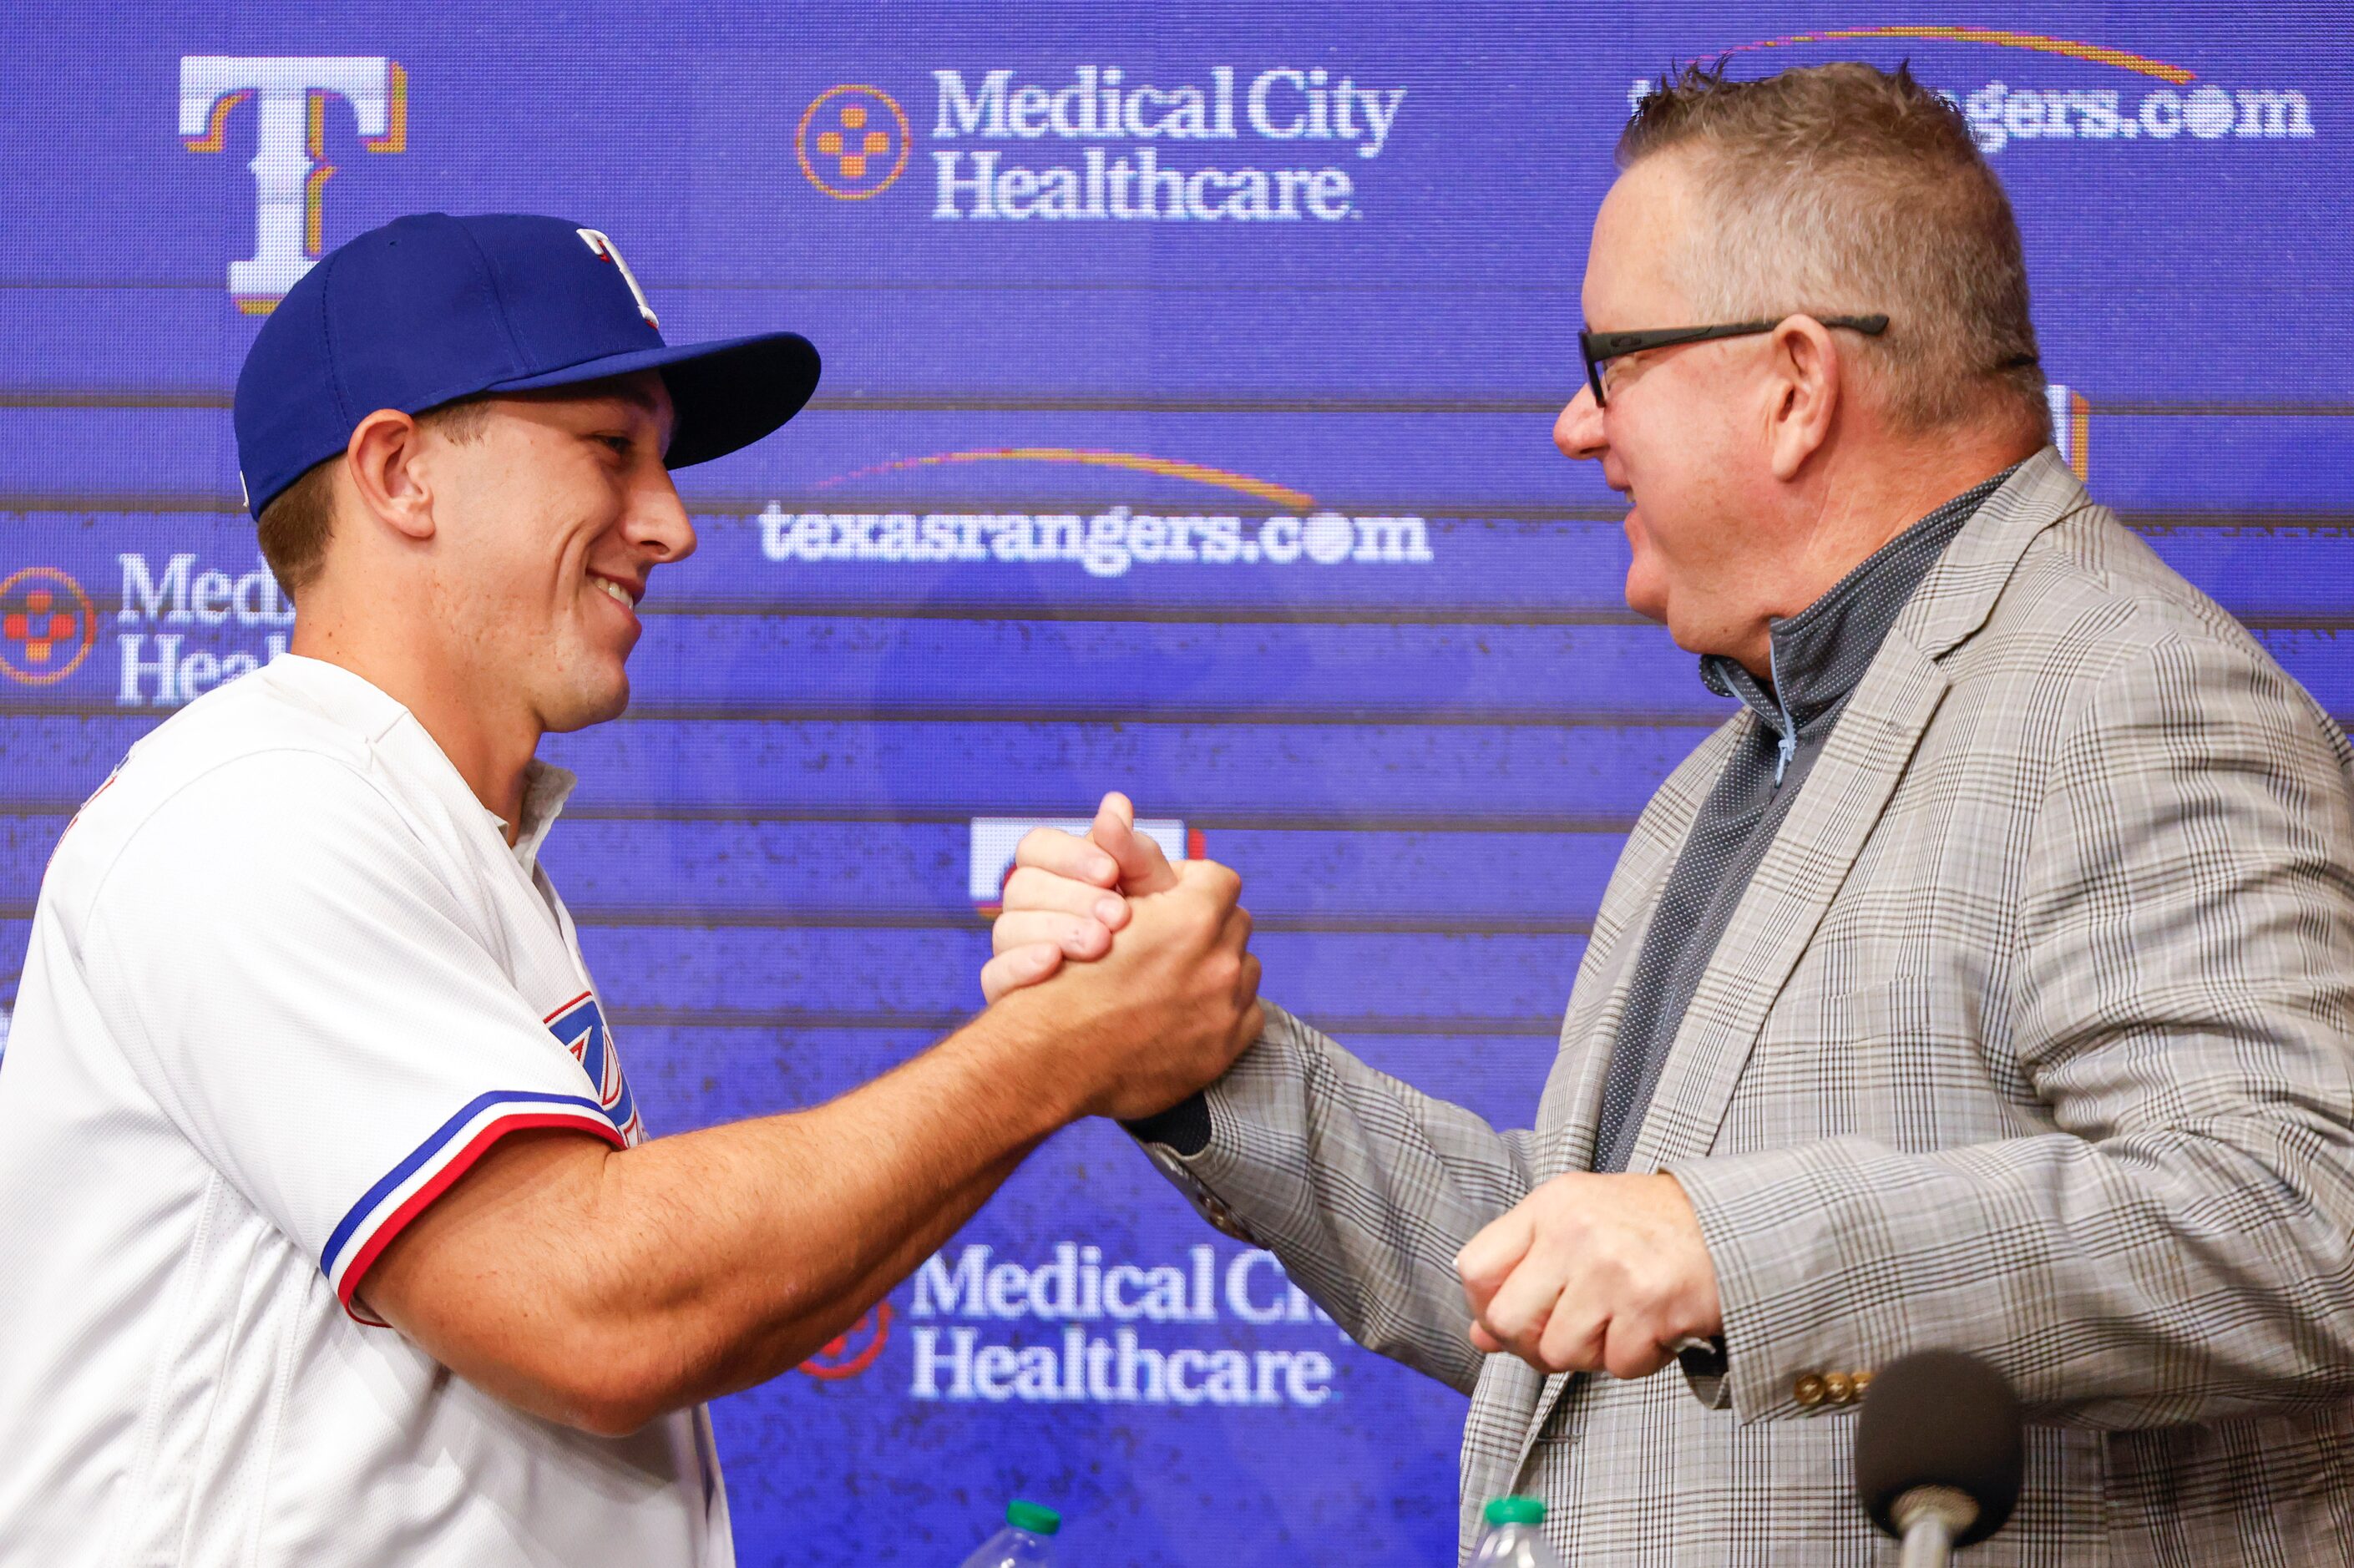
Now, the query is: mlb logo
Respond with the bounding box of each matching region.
[967,816,1198,913]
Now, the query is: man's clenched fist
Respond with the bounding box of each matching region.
[1455,1171,1723,1379]
[982,792,1177,1004]
[979,798,1262,1122]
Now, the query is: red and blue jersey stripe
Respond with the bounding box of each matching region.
[321,993,640,1323]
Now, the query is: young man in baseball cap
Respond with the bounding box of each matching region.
[0,213,1263,1563]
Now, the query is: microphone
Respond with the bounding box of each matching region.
[1853,1349,2023,1567]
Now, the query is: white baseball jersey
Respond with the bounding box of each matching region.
[0,654,732,1565]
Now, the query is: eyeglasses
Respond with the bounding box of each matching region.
[1579,313,1890,407]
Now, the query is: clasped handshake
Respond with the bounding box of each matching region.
[985,792,1724,1381]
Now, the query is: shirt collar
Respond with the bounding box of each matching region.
[259,650,410,741]
[486,759,578,877]
[263,652,577,875]
[1700,464,2019,738]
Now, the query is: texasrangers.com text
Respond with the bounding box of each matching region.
[759,502,1435,577]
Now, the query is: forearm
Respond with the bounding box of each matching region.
[1149,1005,1538,1394]
[584,1005,1084,1407]
[657,1143,1037,1409]
[376,859,1264,1434]
[1677,1115,2354,1428]
[374,1002,1076,1433]
[1703,633,2352,1427]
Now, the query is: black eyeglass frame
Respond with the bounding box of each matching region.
[1580,313,1890,407]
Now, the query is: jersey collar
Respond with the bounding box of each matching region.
[489,761,579,877]
[261,651,578,875]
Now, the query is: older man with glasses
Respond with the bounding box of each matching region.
[992,59,2354,1561]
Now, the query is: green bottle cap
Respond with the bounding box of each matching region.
[1006,1500,1061,1536]
[1484,1495,1545,1527]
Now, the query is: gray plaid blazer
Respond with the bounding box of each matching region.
[1139,449,2354,1563]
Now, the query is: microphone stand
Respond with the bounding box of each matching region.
[1891,1485,1977,1568]
[1853,1350,2022,1564]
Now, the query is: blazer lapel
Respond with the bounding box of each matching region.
[1617,443,2089,1175]
[1501,718,1747,1463]
[1895,445,2092,663]
[1506,635,1949,1474]
[1619,635,1947,1175]
[1533,718,1749,1176]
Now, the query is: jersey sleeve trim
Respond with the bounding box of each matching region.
[324,1089,628,1326]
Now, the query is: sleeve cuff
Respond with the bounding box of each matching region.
[1678,1336,1731,1409]
[1670,1141,1864,1421]
[322,1090,629,1326]
[1121,1092,1212,1155]
[1127,1086,1267,1246]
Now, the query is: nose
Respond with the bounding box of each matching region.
[1554,382,1607,463]
[630,466,698,565]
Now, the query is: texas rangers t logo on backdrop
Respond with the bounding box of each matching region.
[178,56,408,313]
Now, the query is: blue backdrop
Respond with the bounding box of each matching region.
[2,3,2347,1561]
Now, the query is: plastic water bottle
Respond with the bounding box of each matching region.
[957,1500,1061,1567]
[1472,1496,1562,1567]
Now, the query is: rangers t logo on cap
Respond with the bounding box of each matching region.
[575,227,660,330]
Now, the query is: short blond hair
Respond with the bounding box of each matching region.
[256,397,494,598]
[1621,60,2048,441]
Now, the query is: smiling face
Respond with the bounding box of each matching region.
[421,371,693,734]
[1553,151,1794,660]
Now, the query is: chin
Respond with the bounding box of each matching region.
[1622,566,1670,627]
[1660,618,1709,655]
[544,671,632,734]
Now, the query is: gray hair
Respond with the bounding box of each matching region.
[1620,60,2048,441]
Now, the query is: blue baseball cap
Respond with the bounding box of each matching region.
[232,211,821,518]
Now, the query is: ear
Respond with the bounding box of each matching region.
[1763,316,1840,482]
[342,408,438,544]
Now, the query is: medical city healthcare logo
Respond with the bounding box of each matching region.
[799,64,1408,221]
[1633,28,2317,157]
[0,568,96,686]
[797,84,914,199]
[777,1237,1356,1409]
[114,553,295,708]
[179,56,408,311]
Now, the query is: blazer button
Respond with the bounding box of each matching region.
[1793,1373,1826,1409]
[1850,1368,1875,1401]
[1822,1372,1854,1405]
